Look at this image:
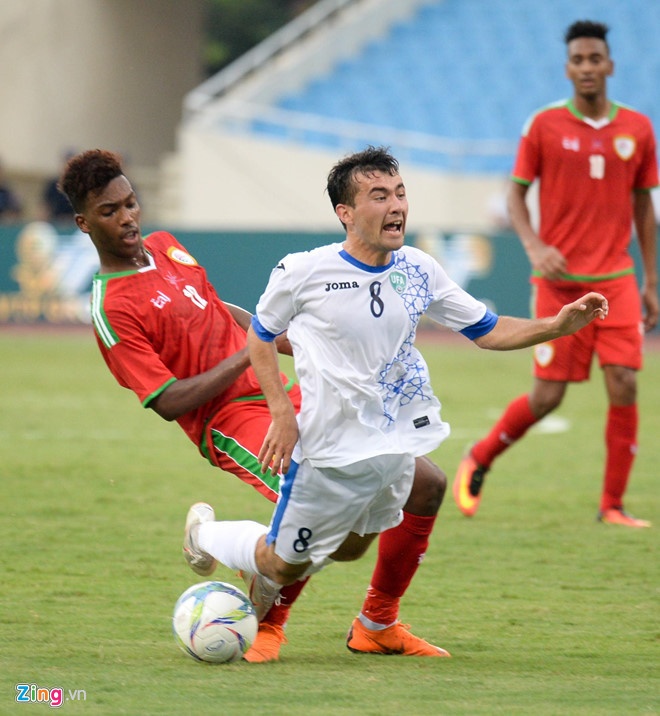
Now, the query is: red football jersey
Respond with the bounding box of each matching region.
[91,231,275,449]
[512,99,659,278]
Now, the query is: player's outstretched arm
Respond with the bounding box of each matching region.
[473,292,608,351]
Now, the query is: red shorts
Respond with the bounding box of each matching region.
[201,383,302,503]
[531,275,643,382]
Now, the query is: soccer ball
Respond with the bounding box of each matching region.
[172,581,258,663]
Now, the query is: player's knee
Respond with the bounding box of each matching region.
[606,366,637,404]
[269,560,309,586]
[534,395,562,417]
[404,457,446,516]
[257,543,308,585]
[530,384,566,417]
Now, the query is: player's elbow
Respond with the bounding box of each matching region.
[472,333,497,350]
[157,409,178,422]
[148,394,181,422]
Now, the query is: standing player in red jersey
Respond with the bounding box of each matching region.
[454,20,658,527]
[59,149,449,661]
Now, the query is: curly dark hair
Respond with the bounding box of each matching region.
[326,145,400,212]
[58,149,124,213]
[565,20,609,48]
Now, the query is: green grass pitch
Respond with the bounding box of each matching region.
[0,330,658,715]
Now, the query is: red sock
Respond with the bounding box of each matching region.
[261,577,309,628]
[472,394,538,467]
[360,511,436,626]
[601,404,638,511]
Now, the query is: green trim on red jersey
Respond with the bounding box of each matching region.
[511,175,532,186]
[91,259,152,348]
[91,276,120,348]
[142,378,177,408]
[521,99,567,136]
[522,98,628,135]
[203,427,281,494]
[566,98,619,122]
[531,267,635,282]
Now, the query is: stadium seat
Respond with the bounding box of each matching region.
[263,0,660,173]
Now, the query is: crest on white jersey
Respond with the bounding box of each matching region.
[389,271,407,295]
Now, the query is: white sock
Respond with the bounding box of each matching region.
[198,520,267,574]
[359,613,396,631]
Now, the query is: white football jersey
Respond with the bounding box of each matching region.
[254,243,490,467]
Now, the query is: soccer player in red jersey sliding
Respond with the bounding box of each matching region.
[454,20,658,527]
[59,148,450,661]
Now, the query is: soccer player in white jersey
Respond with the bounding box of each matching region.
[185,146,608,657]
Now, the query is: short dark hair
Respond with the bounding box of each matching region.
[326,145,400,211]
[564,20,609,49]
[58,149,124,213]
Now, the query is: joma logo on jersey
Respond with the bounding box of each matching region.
[389,272,407,294]
[325,281,359,292]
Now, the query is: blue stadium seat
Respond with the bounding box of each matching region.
[265,0,660,173]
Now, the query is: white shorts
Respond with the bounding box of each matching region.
[265,452,415,568]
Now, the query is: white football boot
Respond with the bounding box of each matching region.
[182,502,218,576]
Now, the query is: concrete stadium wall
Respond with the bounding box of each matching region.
[0,0,204,220]
[171,127,507,232]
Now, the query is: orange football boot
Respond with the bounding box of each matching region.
[243,623,288,663]
[598,508,651,528]
[453,452,488,517]
[346,618,450,657]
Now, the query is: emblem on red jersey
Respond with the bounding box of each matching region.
[613,135,636,160]
[534,342,555,368]
[164,271,185,288]
[167,247,198,266]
